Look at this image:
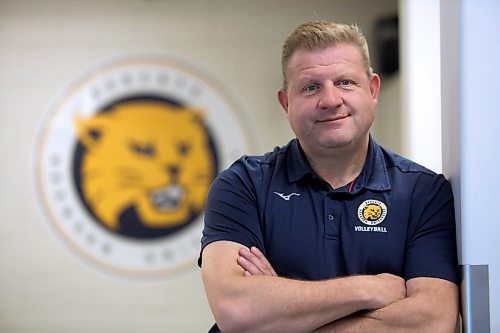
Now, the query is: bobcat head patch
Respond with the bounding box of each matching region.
[357,199,387,226]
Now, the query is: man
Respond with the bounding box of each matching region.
[199,21,459,333]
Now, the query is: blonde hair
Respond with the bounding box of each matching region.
[281,21,373,89]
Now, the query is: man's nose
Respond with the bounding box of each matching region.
[318,83,343,109]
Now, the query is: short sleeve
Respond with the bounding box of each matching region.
[404,174,459,285]
[198,160,265,267]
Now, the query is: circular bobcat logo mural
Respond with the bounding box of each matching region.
[34,54,255,277]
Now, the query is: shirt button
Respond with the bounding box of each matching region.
[328,214,334,220]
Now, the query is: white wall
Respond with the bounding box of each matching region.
[441,0,500,331]
[0,1,398,332]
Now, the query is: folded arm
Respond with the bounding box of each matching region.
[239,246,459,333]
[201,241,406,333]
[314,277,458,333]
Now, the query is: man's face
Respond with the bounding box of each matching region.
[278,44,380,155]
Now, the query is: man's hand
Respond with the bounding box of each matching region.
[368,273,407,309]
[238,246,277,276]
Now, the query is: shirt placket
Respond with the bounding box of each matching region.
[324,194,341,239]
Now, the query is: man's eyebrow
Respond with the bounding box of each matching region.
[296,71,357,83]
[296,76,317,82]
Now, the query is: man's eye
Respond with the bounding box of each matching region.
[338,79,352,86]
[304,84,319,92]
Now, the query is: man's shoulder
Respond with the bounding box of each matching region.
[375,143,451,197]
[378,145,438,177]
[223,141,292,176]
[207,141,294,209]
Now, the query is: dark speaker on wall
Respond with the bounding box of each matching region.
[374,15,399,76]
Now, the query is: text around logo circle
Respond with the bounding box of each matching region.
[33,54,256,278]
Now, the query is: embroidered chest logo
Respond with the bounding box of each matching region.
[357,199,388,229]
[273,192,300,201]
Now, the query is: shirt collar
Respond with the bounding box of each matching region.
[286,137,391,192]
[353,136,391,193]
[286,139,313,183]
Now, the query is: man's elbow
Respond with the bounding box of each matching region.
[419,303,458,333]
[431,311,459,333]
[211,298,257,333]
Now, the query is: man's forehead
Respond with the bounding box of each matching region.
[288,44,364,73]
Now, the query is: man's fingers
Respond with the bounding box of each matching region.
[237,255,262,275]
[238,248,266,275]
[238,247,277,276]
[250,247,278,276]
[250,246,266,258]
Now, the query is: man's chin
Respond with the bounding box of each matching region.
[319,138,354,149]
[317,135,369,152]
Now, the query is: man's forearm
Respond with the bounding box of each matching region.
[236,246,458,333]
[202,242,406,333]
[313,277,459,333]
[212,274,389,333]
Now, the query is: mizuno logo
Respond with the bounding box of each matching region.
[273,192,301,201]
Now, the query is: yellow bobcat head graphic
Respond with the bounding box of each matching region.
[362,204,382,221]
[74,99,216,237]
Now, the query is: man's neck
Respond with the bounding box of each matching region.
[301,137,369,189]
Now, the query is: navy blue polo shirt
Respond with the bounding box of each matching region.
[200,137,459,284]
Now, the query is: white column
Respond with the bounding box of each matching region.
[399,0,442,173]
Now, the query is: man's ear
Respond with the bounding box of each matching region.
[370,73,381,103]
[277,89,289,114]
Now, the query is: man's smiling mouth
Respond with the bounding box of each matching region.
[316,115,349,123]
